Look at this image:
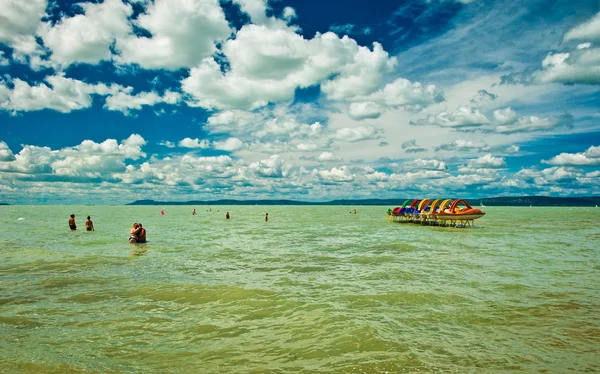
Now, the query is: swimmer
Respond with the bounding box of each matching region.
[226,211,230,219]
[160,209,165,215]
[137,223,147,243]
[129,223,141,243]
[192,209,197,215]
[85,216,94,231]
[265,213,268,222]
[68,214,77,230]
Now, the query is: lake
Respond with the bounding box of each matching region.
[0,205,598,372]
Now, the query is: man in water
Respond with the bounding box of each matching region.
[226,212,230,219]
[265,213,268,222]
[192,209,197,215]
[85,216,94,231]
[68,214,76,230]
[137,223,147,243]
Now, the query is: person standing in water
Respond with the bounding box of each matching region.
[137,223,147,243]
[265,213,268,222]
[226,212,230,219]
[192,209,197,215]
[160,209,165,215]
[68,214,77,230]
[85,216,94,231]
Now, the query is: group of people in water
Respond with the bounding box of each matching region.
[69,208,272,244]
[68,214,94,231]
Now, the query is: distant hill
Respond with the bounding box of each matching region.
[0,203,9,205]
[128,196,600,207]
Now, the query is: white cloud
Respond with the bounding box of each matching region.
[0,51,9,66]
[410,105,489,129]
[282,7,297,22]
[468,153,506,168]
[179,138,210,149]
[492,107,518,124]
[564,12,600,44]
[401,139,428,153]
[316,166,354,182]
[248,154,287,177]
[495,114,572,134]
[39,0,132,67]
[159,140,175,148]
[506,145,520,154]
[542,145,600,166]
[0,74,124,113]
[0,141,15,161]
[333,125,383,142]
[434,139,490,152]
[534,49,600,85]
[401,159,447,171]
[182,26,432,111]
[0,0,47,65]
[232,0,269,25]
[115,0,232,70]
[104,90,181,115]
[318,152,342,162]
[214,137,244,151]
[0,134,146,177]
[348,101,383,120]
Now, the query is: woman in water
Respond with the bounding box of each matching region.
[129,223,141,243]
[85,216,94,231]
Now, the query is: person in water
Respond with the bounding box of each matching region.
[226,211,230,219]
[192,209,197,215]
[129,223,141,243]
[85,216,94,231]
[265,213,268,222]
[68,214,76,230]
[137,223,147,243]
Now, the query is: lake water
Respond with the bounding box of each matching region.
[0,205,598,373]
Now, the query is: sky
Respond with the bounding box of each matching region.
[0,0,599,204]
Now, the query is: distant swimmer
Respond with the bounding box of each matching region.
[354,209,357,214]
[137,223,147,243]
[192,209,197,215]
[69,214,77,231]
[265,213,268,222]
[226,212,230,219]
[85,216,94,231]
[160,209,165,215]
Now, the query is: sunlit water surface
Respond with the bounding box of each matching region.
[0,205,598,373]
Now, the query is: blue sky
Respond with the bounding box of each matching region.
[0,0,599,204]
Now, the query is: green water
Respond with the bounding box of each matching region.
[0,205,598,373]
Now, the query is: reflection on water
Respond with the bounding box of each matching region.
[0,205,598,373]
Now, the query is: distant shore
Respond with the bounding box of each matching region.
[125,196,600,207]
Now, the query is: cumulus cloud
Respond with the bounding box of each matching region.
[115,0,232,70]
[316,166,354,182]
[214,137,244,151]
[0,74,124,113]
[318,152,342,162]
[182,25,438,111]
[0,134,146,178]
[333,125,383,142]
[495,113,573,134]
[104,90,181,115]
[179,138,210,149]
[410,105,489,129]
[542,145,600,166]
[348,101,383,120]
[0,0,47,65]
[506,145,520,154]
[248,155,288,178]
[532,12,600,85]
[0,51,9,66]
[39,0,133,67]
[434,139,490,152]
[0,141,15,161]
[402,158,447,171]
[467,153,506,168]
